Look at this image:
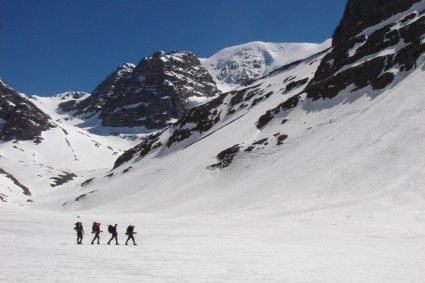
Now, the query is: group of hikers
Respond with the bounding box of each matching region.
[74,221,137,245]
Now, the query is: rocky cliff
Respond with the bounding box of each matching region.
[306,0,425,101]
[75,51,220,130]
[74,63,135,117]
[0,80,55,142]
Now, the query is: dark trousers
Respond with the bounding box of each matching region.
[126,234,136,245]
[108,233,118,245]
[77,231,83,244]
[91,232,100,244]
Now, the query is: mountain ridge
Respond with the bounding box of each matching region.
[0,0,424,213]
[69,0,425,214]
[70,50,221,131]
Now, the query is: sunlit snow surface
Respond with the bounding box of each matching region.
[200,40,331,92]
[1,58,424,282]
[1,204,424,282]
[2,7,425,279]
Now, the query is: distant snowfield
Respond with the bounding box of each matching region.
[1,204,424,283]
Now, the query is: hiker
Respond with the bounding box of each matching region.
[91,222,102,244]
[125,225,137,246]
[107,224,119,245]
[74,222,84,244]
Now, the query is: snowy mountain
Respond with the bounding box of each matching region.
[0,51,222,205]
[200,41,331,92]
[1,0,425,281]
[72,51,220,131]
[0,79,56,142]
[1,0,423,216]
[55,0,425,214]
[73,63,135,117]
[0,90,142,205]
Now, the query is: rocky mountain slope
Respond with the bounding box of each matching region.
[73,51,220,130]
[112,0,425,172]
[0,79,56,143]
[305,0,425,101]
[0,89,142,205]
[59,0,425,214]
[44,42,334,135]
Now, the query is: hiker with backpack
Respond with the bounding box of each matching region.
[125,225,137,246]
[74,222,84,244]
[91,222,102,244]
[107,224,119,245]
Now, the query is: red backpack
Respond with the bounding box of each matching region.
[126,225,134,234]
[92,222,99,233]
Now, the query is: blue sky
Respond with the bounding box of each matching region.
[0,0,346,96]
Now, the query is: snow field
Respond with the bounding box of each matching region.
[1,205,424,283]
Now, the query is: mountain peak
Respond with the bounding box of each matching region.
[200,41,331,92]
[333,0,422,45]
[116,63,136,75]
[0,81,55,142]
[68,50,220,131]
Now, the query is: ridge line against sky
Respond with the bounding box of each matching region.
[0,0,346,96]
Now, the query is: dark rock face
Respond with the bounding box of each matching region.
[57,92,89,113]
[333,0,422,45]
[207,144,241,169]
[256,93,302,129]
[0,168,31,196]
[113,132,162,169]
[101,51,220,129]
[254,0,425,131]
[306,0,425,101]
[76,51,220,130]
[166,93,226,148]
[49,171,77,187]
[0,80,55,142]
[75,63,135,117]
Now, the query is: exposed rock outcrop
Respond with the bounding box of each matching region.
[0,80,55,142]
[74,63,135,117]
[75,51,221,130]
[306,0,425,101]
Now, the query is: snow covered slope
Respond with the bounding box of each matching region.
[52,0,425,219]
[0,92,142,206]
[200,40,331,92]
